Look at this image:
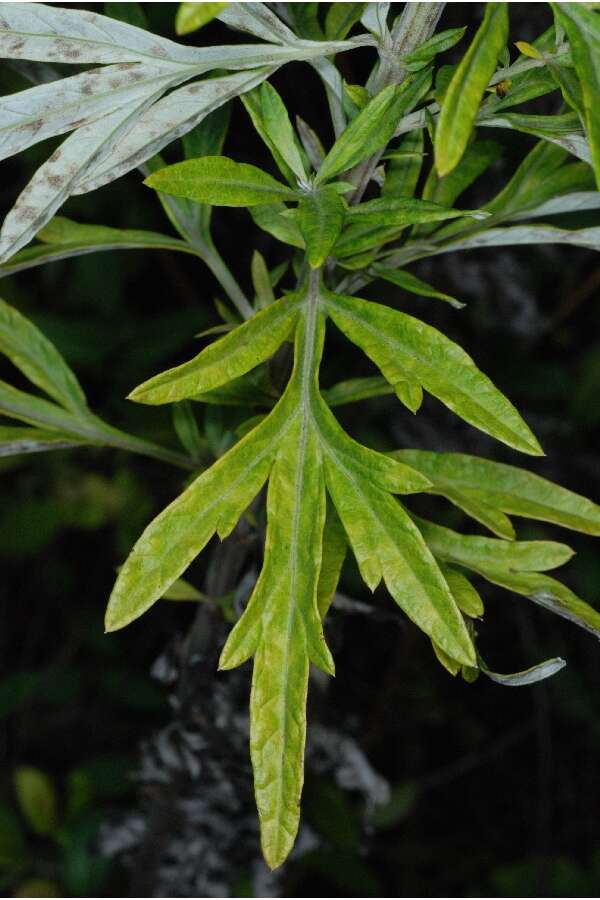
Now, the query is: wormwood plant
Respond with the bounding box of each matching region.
[2,0,600,870]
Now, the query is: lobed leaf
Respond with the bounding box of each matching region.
[324,460,476,665]
[175,2,228,36]
[435,3,509,175]
[323,290,543,455]
[317,501,347,618]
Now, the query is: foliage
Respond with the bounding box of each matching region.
[1,0,600,873]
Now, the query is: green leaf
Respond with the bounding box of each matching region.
[382,130,424,199]
[422,139,502,210]
[322,375,394,407]
[324,290,543,456]
[250,202,305,249]
[317,500,347,618]
[394,450,600,537]
[371,265,466,310]
[553,4,600,188]
[479,111,591,164]
[414,516,574,573]
[0,217,193,279]
[129,295,299,404]
[175,2,229,35]
[403,27,467,72]
[105,393,294,632]
[0,296,88,416]
[315,84,408,185]
[0,424,82,457]
[438,224,600,254]
[298,187,346,267]
[479,655,566,686]
[258,82,307,181]
[325,3,366,40]
[347,197,486,228]
[251,250,276,310]
[435,3,509,175]
[144,156,300,206]
[172,401,203,461]
[13,767,59,837]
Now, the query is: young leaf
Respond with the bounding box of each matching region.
[129,295,300,404]
[251,251,276,310]
[315,84,407,185]
[13,768,58,838]
[0,297,88,416]
[435,3,509,175]
[258,82,307,181]
[553,4,600,188]
[403,27,467,72]
[145,155,299,206]
[323,290,543,456]
[370,264,466,310]
[394,450,600,537]
[297,187,346,268]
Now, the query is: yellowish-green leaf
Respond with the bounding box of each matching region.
[382,130,424,199]
[13,767,58,837]
[435,3,509,175]
[129,295,299,404]
[175,2,229,36]
[440,563,484,617]
[324,461,476,665]
[105,394,294,632]
[317,500,347,618]
[414,515,574,573]
[323,290,543,456]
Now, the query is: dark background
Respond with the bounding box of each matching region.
[1,3,600,897]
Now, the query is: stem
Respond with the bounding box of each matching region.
[349,2,445,205]
[82,416,196,470]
